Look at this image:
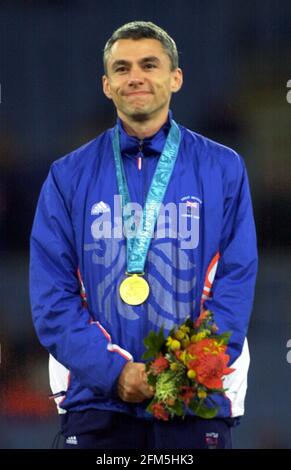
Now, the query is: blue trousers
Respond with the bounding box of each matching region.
[61,410,234,449]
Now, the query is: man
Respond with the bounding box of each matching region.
[30,21,258,449]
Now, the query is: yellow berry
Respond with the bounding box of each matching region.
[167,398,176,406]
[187,369,196,379]
[180,325,190,333]
[197,390,207,399]
[181,338,190,348]
[175,330,185,341]
[170,340,181,351]
[178,351,187,363]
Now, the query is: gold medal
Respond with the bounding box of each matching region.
[119,274,150,305]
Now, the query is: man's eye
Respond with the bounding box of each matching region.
[145,63,156,69]
[115,67,127,73]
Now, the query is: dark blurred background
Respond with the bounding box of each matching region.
[0,0,291,449]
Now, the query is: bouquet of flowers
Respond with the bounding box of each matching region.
[142,310,235,421]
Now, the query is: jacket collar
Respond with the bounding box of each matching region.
[117,111,172,157]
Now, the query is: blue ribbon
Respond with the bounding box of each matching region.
[112,119,181,273]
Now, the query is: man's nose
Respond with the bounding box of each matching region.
[127,67,144,86]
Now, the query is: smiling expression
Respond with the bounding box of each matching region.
[103,38,183,122]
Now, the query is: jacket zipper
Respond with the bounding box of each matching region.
[137,140,147,208]
[137,139,143,171]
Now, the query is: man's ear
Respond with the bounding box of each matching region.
[171,68,183,93]
[102,75,112,99]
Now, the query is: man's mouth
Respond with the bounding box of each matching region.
[125,91,152,96]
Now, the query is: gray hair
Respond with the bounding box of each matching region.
[103,21,179,74]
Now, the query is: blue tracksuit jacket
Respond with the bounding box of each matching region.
[30,114,258,419]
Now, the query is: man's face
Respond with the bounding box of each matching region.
[102,38,183,122]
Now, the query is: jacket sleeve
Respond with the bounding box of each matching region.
[203,156,258,365]
[29,163,132,397]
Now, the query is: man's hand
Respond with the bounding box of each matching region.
[118,362,154,403]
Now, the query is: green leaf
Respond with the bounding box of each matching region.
[207,388,226,394]
[147,374,157,387]
[169,326,176,337]
[196,406,218,419]
[168,400,184,417]
[184,317,193,330]
[142,350,156,360]
[188,400,219,419]
[142,327,165,360]
[215,331,232,344]
[146,401,155,414]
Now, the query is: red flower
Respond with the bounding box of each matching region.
[194,352,234,389]
[187,338,226,357]
[151,402,170,421]
[186,338,234,389]
[179,386,195,405]
[150,356,169,375]
[194,310,210,328]
[175,350,182,360]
